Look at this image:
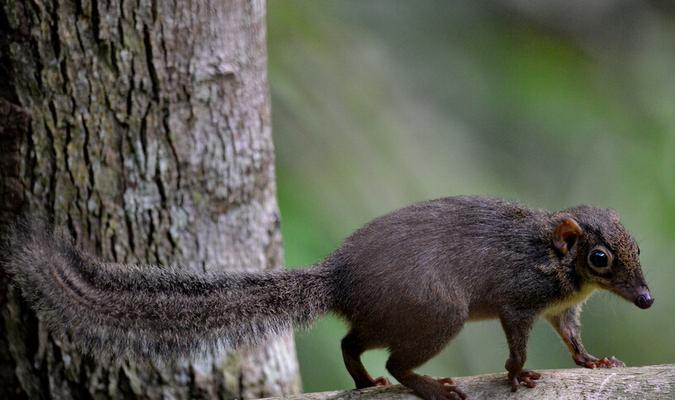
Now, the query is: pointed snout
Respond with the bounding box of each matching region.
[607,282,654,310]
[634,287,654,309]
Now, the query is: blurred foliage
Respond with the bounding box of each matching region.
[267,0,675,393]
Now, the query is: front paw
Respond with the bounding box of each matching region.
[575,354,625,369]
[508,369,541,392]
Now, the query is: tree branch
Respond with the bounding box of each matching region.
[264,364,674,399]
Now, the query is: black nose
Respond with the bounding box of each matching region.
[635,293,654,309]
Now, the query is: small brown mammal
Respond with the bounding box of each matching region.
[6,196,653,400]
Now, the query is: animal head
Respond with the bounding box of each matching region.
[552,206,653,309]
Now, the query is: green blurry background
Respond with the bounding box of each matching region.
[266,0,675,393]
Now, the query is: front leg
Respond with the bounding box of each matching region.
[546,305,625,369]
[499,310,541,392]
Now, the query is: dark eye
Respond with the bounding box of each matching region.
[589,250,609,268]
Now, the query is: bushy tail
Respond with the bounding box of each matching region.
[4,218,336,359]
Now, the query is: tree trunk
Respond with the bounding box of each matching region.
[0,0,301,398]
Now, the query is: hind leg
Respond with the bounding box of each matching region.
[386,347,466,400]
[385,312,468,399]
[341,331,390,389]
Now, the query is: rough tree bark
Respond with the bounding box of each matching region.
[0,0,301,398]
[264,365,675,400]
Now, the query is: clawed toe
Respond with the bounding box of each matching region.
[435,377,455,386]
[584,356,625,369]
[439,384,467,400]
[509,369,541,392]
[422,375,456,386]
[409,376,466,400]
[373,376,391,386]
[520,369,541,380]
[431,376,465,399]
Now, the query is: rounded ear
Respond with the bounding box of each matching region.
[553,218,583,255]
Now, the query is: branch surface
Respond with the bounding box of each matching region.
[264,364,675,400]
